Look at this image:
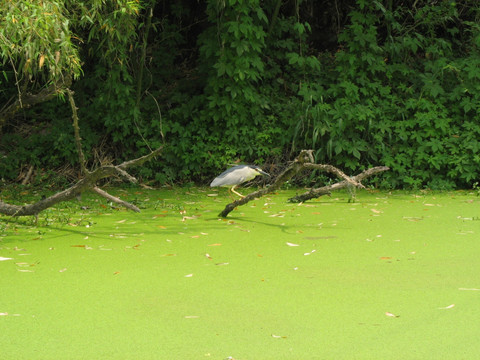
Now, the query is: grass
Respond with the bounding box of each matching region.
[1,187,479,359]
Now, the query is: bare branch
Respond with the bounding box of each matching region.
[92,186,140,213]
[217,150,388,217]
[67,89,88,175]
[0,147,164,217]
[218,150,313,217]
[288,166,390,203]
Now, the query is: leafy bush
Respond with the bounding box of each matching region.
[2,0,480,189]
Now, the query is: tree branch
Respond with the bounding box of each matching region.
[67,88,88,175]
[0,146,163,217]
[218,150,313,217]
[217,150,388,217]
[92,186,140,212]
[288,166,390,203]
[0,77,71,132]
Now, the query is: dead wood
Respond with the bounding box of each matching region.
[0,88,163,218]
[0,147,163,217]
[217,150,389,217]
[287,166,390,203]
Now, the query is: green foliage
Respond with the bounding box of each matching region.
[0,0,81,82]
[291,0,480,189]
[1,0,480,189]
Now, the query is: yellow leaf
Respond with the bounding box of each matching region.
[39,54,45,69]
[385,312,399,317]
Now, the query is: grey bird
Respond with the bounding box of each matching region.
[210,165,270,197]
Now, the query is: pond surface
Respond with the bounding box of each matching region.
[1,188,479,359]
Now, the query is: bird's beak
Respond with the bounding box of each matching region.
[257,169,270,177]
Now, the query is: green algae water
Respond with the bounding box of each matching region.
[1,189,479,359]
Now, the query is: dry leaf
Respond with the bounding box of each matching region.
[38,54,45,68]
[207,243,222,246]
[286,242,299,247]
[371,209,382,214]
[385,312,399,317]
[438,304,455,309]
[459,288,480,291]
[0,257,13,261]
[184,274,193,277]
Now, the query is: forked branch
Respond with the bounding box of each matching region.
[217,150,389,217]
[0,89,164,217]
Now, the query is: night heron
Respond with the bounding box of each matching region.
[210,165,270,197]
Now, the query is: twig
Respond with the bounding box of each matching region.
[92,186,140,212]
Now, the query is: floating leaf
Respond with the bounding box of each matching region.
[184,274,193,277]
[59,268,67,272]
[438,304,455,309]
[371,209,382,214]
[271,334,287,339]
[459,288,480,291]
[116,219,127,223]
[208,243,222,246]
[0,257,13,261]
[380,257,392,260]
[286,242,299,247]
[385,312,399,317]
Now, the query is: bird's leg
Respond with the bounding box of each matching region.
[230,185,245,198]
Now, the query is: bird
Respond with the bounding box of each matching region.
[210,165,270,198]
